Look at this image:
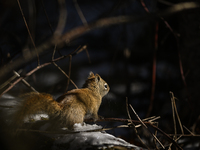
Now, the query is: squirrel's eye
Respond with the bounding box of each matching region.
[104,83,107,89]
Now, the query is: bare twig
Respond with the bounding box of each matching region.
[173,99,184,135]
[65,55,72,92]
[126,98,150,150]
[0,70,22,89]
[170,91,184,135]
[86,118,157,126]
[135,116,160,128]
[168,135,182,150]
[76,45,88,54]
[85,47,91,63]
[13,70,38,93]
[52,44,57,60]
[129,104,165,149]
[74,45,91,63]
[0,76,27,98]
[146,22,159,117]
[54,0,67,36]
[16,0,40,66]
[73,0,87,25]
[142,116,157,121]
[170,92,177,140]
[168,134,200,137]
[52,45,77,90]
[139,0,149,13]
[53,62,78,89]
[41,0,54,34]
[183,125,195,136]
[0,49,82,97]
[154,123,159,150]
[147,116,161,123]
[27,0,36,49]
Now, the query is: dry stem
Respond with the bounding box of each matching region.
[16,0,40,66]
[125,98,150,150]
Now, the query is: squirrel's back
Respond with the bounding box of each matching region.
[13,72,109,130]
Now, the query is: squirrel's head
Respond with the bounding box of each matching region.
[83,72,110,97]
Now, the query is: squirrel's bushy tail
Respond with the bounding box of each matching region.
[13,92,61,128]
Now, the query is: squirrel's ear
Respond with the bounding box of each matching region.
[88,71,94,78]
[95,74,100,83]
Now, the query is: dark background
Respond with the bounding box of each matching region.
[0,0,200,149]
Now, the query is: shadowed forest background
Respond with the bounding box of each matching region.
[0,0,200,149]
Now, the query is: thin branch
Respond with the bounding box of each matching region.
[154,122,159,150]
[13,70,38,93]
[168,134,200,137]
[129,104,147,128]
[74,45,91,63]
[41,0,54,34]
[53,62,78,89]
[54,0,67,36]
[126,98,150,150]
[0,70,22,89]
[142,116,157,121]
[183,125,195,136]
[65,55,72,92]
[73,0,88,25]
[147,116,161,122]
[139,0,149,13]
[0,49,82,97]
[170,91,177,140]
[27,0,36,48]
[129,104,165,149]
[170,91,184,135]
[16,0,40,66]
[145,0,159,116]
[173,98,184,135]
[76,45,88,54]
[52,45,77,90]
[52,44,57,60]
[135,116,160,128]
[86,118,157,126]
[0,76,27,98]
[85,47,91,63]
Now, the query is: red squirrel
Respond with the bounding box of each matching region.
[13,72,109,130]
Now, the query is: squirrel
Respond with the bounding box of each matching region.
[13,72,109,130]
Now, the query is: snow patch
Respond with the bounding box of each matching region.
[23,113,49,123]
[73,122,102,131]
[53,123,145,150]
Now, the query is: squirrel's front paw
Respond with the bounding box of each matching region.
[98,115,104,120]
[92,115,104,122]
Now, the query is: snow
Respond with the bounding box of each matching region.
[73,122,102,131]
[53,123,146,150]
[23,113,49,123]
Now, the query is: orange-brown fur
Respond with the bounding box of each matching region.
[14,72,109,130]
